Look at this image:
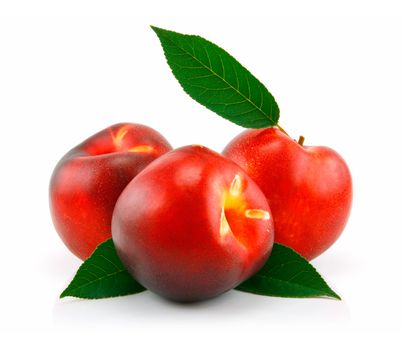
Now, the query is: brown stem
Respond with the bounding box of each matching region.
[298,135,305,146]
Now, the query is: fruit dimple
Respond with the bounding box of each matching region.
[219,174,263,247]
[245,209,270,220]
[112,125,130,146]
[128,145,154,153]
[111,125,154,153]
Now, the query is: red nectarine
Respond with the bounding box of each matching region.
[50,123,172,260]
[223,128,352,260]
[112,145,274,301]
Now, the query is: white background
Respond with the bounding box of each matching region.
[1,1,402,348]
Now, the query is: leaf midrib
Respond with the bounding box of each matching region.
[62,268,128,295]
[163,33,275,124]
[242,272,337,298]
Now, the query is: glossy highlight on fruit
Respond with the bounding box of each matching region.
[112,145,274,301]
[50,123,172,260]
[223,127,352,260]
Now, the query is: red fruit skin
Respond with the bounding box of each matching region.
[49,123,172,260]
[223,128,352,260]
[112,145,274,302]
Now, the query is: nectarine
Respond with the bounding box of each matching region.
[112,145,274,301]
[50,123,172,260]
[223,127,352,260]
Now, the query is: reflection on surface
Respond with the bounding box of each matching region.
[53,288,351,330]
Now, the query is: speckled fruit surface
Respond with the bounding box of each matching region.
[223,127,352,260]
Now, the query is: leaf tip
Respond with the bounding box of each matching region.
[150,25,166,36]
[59,289,69,299]
[330,291,342,301]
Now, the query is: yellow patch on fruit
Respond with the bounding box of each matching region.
[229,174,242,197]
[219,174,269,245]
[219,208,232,238]
[128,145,154,153]
[223,174,246,211]
[220,174,245,239]
[245,209,270,220]
[112,125,130,146]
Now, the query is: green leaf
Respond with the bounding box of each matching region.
[236,243,341,300]
[60,241,339,301]
[60,239,145,299]
[151,26,280,128]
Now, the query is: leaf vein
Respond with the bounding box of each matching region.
[163,36,274,123]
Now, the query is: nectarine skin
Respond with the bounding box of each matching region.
[223,128,352,260]
[50,123,172,260]
[112,145,274,301]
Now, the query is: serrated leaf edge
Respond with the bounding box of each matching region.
[236,243,341,300]
[60,269,139,299]
[60,239,145,299]
[151,25,279,128]
[236,275,341,300]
